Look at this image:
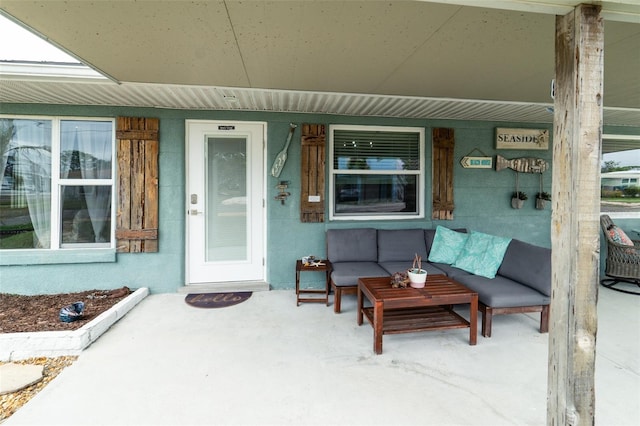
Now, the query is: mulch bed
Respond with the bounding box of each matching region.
[0,288,133,421]
[0,287,131,334]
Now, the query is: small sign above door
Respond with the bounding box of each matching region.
[218,125,235,130]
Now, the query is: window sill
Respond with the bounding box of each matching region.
[330,213,425,221]
[0,248,116,266]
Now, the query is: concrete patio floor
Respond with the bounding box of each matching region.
[5,285,639,425]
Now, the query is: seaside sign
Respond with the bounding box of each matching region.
[496,128,549,150]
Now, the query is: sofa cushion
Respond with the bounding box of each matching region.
[379,261,447,276]
[330,262,389,287]
[497,239,551,297]
[327,228,378,263]
[453,231,511,279]
[377,229,428,262]
[431,263,472,279]
[427,226,469,264]
[425,227,468,255]
[454,274,551,308]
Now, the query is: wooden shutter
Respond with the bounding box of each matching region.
[300,124,326,223]
[432,128,455,220]
[116,117,159,253]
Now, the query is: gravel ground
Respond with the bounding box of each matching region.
[0,356,77,422]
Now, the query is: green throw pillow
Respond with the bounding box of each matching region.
[453,231,512,279]
[427,226,469,264]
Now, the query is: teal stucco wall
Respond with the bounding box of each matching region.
[1,103,637,294]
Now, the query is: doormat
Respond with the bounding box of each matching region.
[184,292,252,309]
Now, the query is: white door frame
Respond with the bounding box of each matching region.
[185,120,267,285]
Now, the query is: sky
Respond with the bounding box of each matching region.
[0,14,77,62]
[1,15,638,166]
[603,150,640,168]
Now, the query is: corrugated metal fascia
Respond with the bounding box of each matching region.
[1,79,639,127]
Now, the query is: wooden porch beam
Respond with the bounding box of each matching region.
[548,4,603,425]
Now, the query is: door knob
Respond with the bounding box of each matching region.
[189,209,203,216]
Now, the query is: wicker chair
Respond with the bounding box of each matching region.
[600,215,640,295]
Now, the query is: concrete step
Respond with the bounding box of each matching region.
[0,363,44,395]
[177,281,270,294]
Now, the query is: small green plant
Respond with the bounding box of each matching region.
[623,186,639,197]
[536,191,551,201]
[601,189,623,198]
[512,191,528,201]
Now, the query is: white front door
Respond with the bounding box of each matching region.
[186,121,265,284]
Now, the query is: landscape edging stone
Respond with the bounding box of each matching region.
[0,288,149,361]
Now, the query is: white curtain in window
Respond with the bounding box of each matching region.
[14,121,52,249]
[72,123,112,243]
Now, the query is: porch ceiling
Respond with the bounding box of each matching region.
[0,0,639,152]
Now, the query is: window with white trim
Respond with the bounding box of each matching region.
[0,116,115,250]
[329,125,425,220]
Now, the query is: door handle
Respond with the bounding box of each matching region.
[189,209,203,216]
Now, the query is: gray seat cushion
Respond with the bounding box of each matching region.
[497,239,551,297]
[327,228,378,263]
[377,229,428,262]
[379,261,447,276]
[430,263,472,279]
[454,274,551,308]
[330,262,389,287]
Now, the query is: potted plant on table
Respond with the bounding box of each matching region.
[407,253,427,288]
[535,191,551,209]
[511,191,528,209]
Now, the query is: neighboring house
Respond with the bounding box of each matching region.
[601,170,640,190]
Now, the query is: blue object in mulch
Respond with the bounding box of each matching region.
[59,301,85,322]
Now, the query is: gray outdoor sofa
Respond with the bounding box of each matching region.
[326,227,551,337]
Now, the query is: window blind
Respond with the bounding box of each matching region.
[333,130,420,170]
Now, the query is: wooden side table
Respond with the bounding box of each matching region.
[295,259,331,306]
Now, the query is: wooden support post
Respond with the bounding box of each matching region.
[548,5,603,425]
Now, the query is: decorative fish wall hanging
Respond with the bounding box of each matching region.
[495,154,548,173]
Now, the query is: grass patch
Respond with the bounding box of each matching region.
[0,230,35,249]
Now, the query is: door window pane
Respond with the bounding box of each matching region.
[206,137,247,262]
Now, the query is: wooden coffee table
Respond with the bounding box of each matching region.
[357,275,478,354]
